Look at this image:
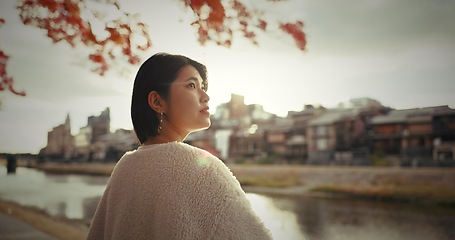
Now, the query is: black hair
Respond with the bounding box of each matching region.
[131,52,208,144]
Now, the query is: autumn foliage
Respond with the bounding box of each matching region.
[186,0,306,50]
[0,19,26,96]
[17,0,152,76]
[0,0,306,97]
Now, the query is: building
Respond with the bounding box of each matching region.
[228,124,267,163]
[41,107,119,162]
[369,105,455,166]
[87,107,111,143]
[39,113,75,160]
[307,108,355,164]
[71,107,113,161]
[433,109,455,166]
[264,118,294,163]
[287,105,326,163]
[306,98,387,165]
[213,93,274,127]
[210,93,275,160]
[74,126,92,160]
[92,129,138,161]
[185,128,220,158]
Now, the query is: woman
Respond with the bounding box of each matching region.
[86,53,272,239]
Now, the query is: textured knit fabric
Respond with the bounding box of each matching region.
[86,141,272,240]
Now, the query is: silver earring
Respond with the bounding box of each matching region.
[157,112,163,134]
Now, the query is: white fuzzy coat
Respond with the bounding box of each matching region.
[86,142,272,240]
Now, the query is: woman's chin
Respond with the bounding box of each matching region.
[192,121,211,132]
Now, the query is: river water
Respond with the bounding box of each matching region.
[1,167,454,240]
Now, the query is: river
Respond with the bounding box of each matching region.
[1,167,454,240]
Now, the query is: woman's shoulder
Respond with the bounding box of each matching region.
[124,141,196,158]
[173,142,223,168]
[123,141,219,165]
[151,141,218,160]
[134,141,202,153]
[160,142,232,178]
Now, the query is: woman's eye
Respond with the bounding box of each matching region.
[187,83,196,89]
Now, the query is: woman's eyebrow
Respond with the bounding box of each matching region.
[185,76,199,82]
[185,77,203,85]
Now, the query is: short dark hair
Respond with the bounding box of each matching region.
[131,52,208,144]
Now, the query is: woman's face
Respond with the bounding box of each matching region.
[164,65,210,136]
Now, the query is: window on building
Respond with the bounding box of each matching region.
[316,126,327,136]
[317,139,328,150]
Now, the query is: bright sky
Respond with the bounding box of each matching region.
[1,0,455,154]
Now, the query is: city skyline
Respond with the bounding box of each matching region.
[12,94,454,156]
[1,0,454,153]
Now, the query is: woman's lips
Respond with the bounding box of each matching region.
[200,107,210,115]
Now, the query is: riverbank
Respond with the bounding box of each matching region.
[230,164,455,207]
[26,161,455,207]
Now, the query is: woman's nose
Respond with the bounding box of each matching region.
[201,90,210,103]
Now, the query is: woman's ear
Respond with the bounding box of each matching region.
[147,91,165,113]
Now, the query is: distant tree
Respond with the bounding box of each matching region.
[0,0,306,97]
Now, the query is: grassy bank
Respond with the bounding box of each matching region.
[312,183,455,207]
[229,164,455,206]
[34,162,115,176]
